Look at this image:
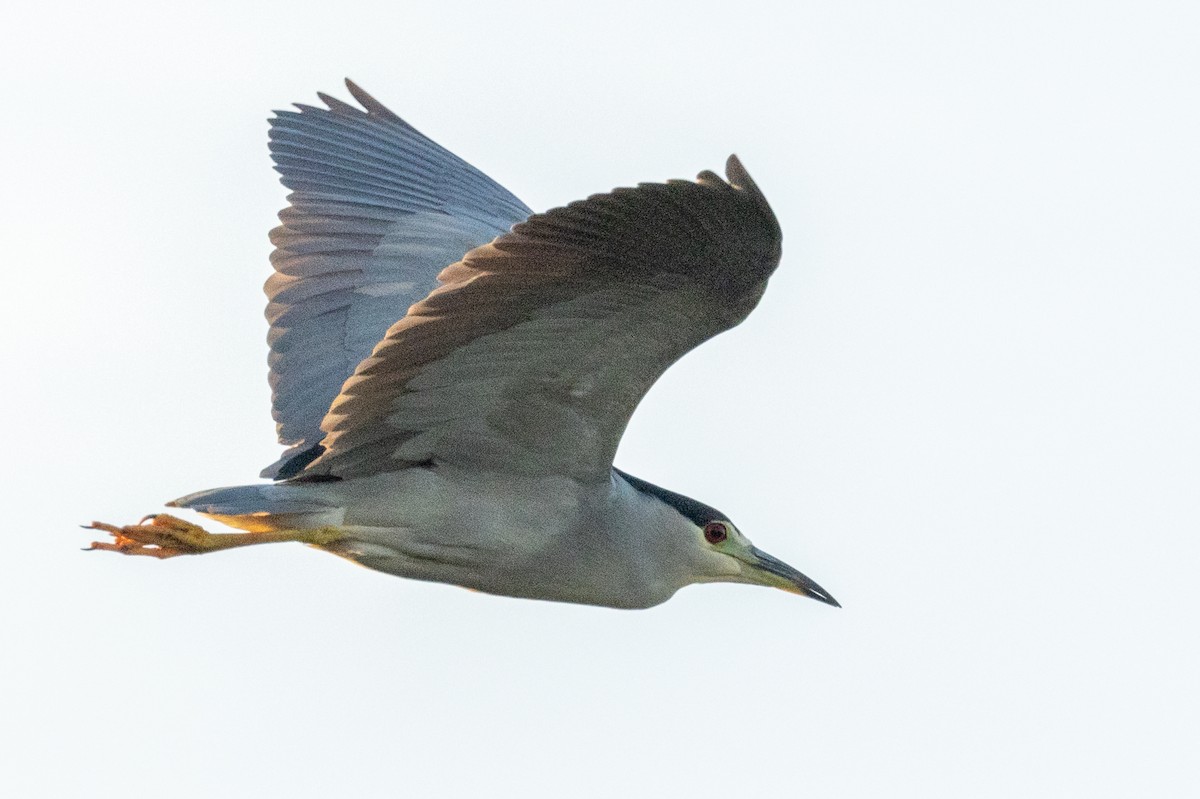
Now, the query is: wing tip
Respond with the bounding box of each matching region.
[316,90,362,116]
[724,154,748,186]
[268,80,432,156]
[344,78,405,123]
[269,79,409,127]
[722,153,780,240]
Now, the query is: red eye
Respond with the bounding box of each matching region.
[703,521,728,544]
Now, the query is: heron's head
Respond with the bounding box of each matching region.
[615,470,839,607]
[684,516,839,606]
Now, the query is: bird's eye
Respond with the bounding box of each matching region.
[703,521,729,544]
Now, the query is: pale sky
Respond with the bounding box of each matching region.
[3,1,1198,797]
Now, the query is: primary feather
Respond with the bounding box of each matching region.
[263,80,531,478]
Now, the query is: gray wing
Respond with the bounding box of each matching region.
[298,156,782,482]
[263,80,533,478]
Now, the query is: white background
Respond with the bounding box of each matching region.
[3,1,1198,796]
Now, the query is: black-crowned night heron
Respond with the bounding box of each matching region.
[86,80,839,610]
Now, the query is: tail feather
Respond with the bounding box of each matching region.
[168,483,344,533]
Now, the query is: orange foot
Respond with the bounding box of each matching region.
[84,514,243,558]
[83,513,345,558]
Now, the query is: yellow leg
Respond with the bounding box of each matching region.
[83,513,344,559]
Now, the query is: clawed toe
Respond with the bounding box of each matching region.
[82,512,343,560]
[83,514,217,558]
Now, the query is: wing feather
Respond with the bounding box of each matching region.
[301,156,782,481]
[262,80,533,478]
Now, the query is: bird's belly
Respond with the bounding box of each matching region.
[319,468,665,608]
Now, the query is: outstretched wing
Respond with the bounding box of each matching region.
[299,156,782,482]
[263,80,533,478]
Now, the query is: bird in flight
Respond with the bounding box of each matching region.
[86,80,839,610]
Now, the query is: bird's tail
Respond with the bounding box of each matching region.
[168,483,344,533]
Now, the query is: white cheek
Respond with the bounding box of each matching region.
[702,549,745,579]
